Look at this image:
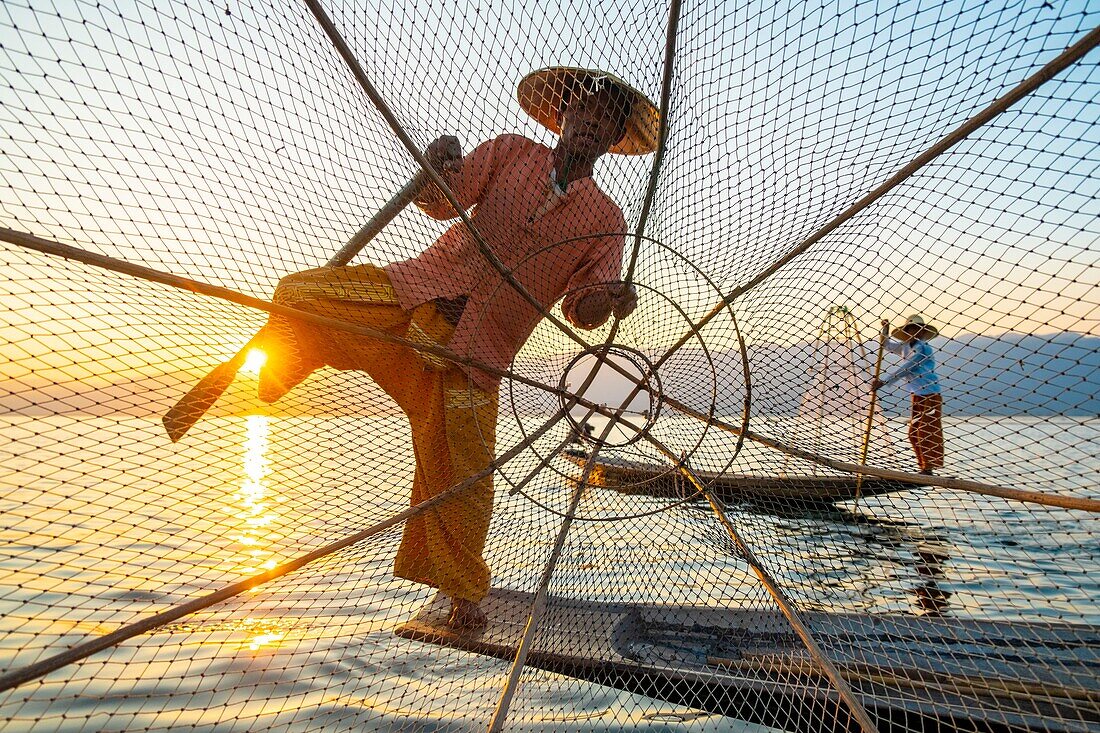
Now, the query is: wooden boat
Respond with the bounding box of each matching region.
[561,449,920,505]
[397,588,1100,733]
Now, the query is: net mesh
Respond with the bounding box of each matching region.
[1,1,1097,731]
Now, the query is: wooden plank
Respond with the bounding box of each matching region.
[709,651,1099,704]
[394,588,634,662]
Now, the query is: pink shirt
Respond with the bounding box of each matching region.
[386,135,627,390]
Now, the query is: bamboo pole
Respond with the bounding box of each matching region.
[855,319,889,505]
[647,448,882,733]
[487,400,622,733]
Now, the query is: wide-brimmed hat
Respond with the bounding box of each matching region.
[517,67,660,156]
[892,314,939,341]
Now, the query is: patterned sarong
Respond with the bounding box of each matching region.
[909,393,944,471]
[259,264,498,602]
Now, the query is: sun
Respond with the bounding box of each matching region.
[241,348,268,376]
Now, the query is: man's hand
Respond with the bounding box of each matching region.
[871,378,885,392]
[426,135,462,173]
[570,283,638,328]
[610,283,638,320]
[880,318,891,338]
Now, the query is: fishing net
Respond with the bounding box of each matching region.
[1,1,1097,731]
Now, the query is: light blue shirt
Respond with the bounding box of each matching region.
[882,338,941,396]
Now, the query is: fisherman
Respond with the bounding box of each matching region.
[872,315,944,475]
[256,68,658,629]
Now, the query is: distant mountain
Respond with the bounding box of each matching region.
[562,332,1100,418]
[933,333,1100,416]
[3,332,1096,418]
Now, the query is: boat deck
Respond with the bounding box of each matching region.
[396,588,1100,733]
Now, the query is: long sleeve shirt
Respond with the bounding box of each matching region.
[881,338,941,396]
[385,134,627,390]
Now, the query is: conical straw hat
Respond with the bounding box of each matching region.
[891,314,939,341]
[517,67,660,156]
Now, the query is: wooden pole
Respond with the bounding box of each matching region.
[854,318,889,506]
[665,455,882,733]
[161,171,427,442]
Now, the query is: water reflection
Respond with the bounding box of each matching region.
[680,499,956,616]
[230,415,282,576]
[247,630,287,651]
[228,416,294,652]
[912,544,952,616]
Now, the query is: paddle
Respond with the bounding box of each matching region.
[162,171,429,442]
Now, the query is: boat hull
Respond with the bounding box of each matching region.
[397,588,1099,733]
[561,450,919,505]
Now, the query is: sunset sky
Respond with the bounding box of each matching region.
[1,0,1096,391]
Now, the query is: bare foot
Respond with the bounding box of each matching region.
[448,598,487,631]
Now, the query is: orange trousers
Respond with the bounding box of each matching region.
[909,393,944,472]
[258,264,498,603]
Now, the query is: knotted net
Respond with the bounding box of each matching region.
[1,1,1097,731]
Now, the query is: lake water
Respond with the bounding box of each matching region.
[1,414,1096,732]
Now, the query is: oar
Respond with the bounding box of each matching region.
[854,318,889,505]
[162,171,428,442]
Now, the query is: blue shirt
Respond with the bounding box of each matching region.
[882,338,941,396]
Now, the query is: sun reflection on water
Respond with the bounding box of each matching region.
[248,631,287,651]
[230,415,283,575]
[226,415,295,651]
